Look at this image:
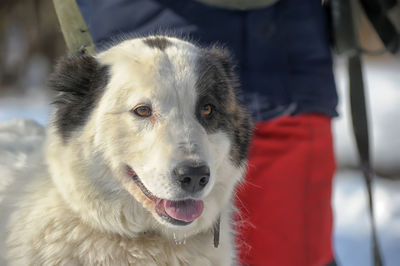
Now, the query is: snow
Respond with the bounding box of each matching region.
[0,89,50,126]
[333,172,400,266]
[0,56,399,265]
[333,57,400,178]
[332,56,400,265]
[0,119,46,265]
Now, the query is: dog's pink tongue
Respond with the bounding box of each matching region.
[164,199,204,222]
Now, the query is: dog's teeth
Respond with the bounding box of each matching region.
[172,232,187,245]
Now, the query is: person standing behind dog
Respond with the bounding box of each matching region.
[77,0,338,265]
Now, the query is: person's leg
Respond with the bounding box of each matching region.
[236,113,335,266]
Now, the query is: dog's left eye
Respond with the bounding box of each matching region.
[133,105,152,118]
[200,104,214,117]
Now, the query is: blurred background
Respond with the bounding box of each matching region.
[0,1,399,265]
[0,0,65,124]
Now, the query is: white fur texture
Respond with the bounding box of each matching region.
[3,37,247,265]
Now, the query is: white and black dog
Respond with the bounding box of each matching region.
[5,36,252,265]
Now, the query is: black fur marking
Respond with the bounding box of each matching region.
[195,46,253,166]
[48,55,109,140]
[143,37,172,51]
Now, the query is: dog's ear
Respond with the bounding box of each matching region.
[207,45,237,82]
[48,54,108,140]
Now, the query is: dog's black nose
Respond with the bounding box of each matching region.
[173,162,210,193]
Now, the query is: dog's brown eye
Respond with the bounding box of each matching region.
[200,104,213,117]
[133,105,152,117]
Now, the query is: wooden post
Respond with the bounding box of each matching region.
[52,0,96,55]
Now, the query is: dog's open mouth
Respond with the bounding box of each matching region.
[126,166,204,226]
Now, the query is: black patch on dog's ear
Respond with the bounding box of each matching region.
[196,46,253,167]
[143,37,172,51]
[48,55,108,140]
[207,46,237,81]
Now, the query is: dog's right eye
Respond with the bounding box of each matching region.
[132,105,152,118]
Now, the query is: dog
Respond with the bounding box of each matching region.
[4,36,252,265]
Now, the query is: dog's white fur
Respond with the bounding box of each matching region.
[5,37,249,265]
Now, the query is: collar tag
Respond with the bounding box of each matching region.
[213,216,221,248]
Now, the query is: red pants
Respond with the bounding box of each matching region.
[236,114,335,266]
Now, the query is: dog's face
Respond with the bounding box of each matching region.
[49,36,251,233]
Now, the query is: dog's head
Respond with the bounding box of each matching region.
[48,36,252,235]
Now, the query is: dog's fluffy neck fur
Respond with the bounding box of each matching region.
[6,177,235,265]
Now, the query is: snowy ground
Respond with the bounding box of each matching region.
[0,56,399,265]
[332,56,400,266]
[333,172,400,266]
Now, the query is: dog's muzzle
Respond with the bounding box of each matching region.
[126,165,207,225]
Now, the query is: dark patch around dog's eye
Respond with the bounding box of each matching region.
[195,46,253,167]
[49,55,108,141]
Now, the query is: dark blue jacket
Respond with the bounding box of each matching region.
[78,0,338,121]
